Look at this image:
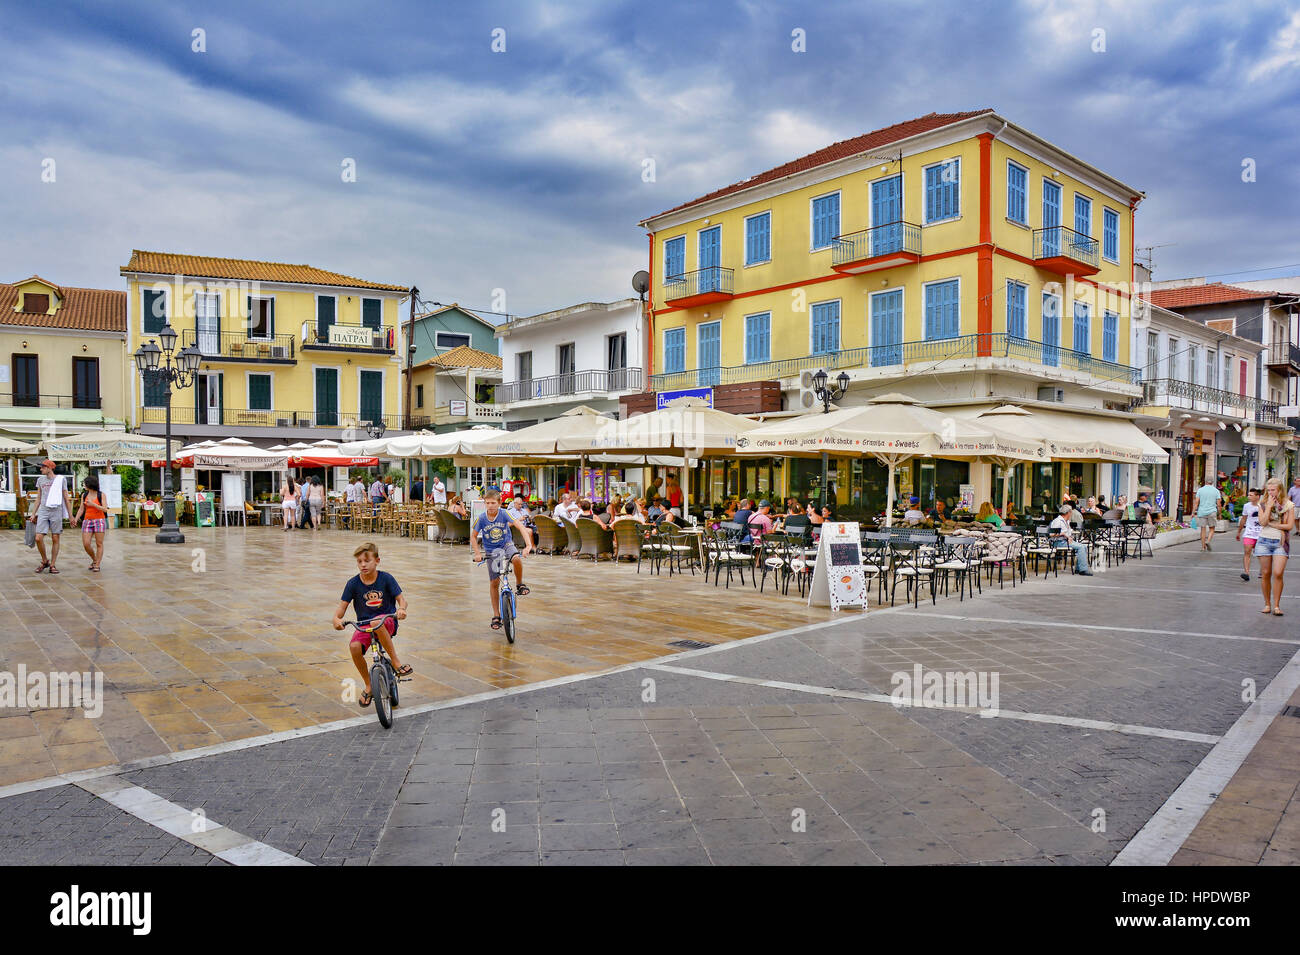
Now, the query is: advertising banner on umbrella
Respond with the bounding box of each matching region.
[46,431,175,462]
[288,455,379,468]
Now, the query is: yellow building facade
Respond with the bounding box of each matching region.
[121,252,409,444]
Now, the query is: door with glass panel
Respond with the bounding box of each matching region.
[698,321,720,387]
[870,289,903,366]
[197,292,220,356]
[871,175,902,255]
[197,372,222,425]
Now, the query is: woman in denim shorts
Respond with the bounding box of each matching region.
[72,474,109,572]
[1256,478,1296,616]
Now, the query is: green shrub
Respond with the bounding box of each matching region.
[117,465,142,496]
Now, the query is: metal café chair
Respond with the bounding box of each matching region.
[702,525,750,589]
[934,538,982,602]
[889,540,936,608]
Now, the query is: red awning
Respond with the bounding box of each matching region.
[288,455,379,467]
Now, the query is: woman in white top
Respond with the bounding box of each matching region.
[280,474,298,532]
[1256,477,1296,616]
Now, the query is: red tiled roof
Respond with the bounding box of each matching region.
[121,250,408,292]
[643,109,995,222]
[1147,283,1283,309]
[0,281,126,332]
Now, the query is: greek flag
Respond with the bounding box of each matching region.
[1154,488,1166,512]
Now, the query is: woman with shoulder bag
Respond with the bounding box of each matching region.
[72,474,109,572]
[1256,477,1296,616]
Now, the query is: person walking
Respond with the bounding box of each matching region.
[1257,478,1295,615]
[1288,476,1300,510]
[432,473,447,506]
[308,476,325,530]
[1195,476,1222,551]
[71,474,109,572]
[410,475,424,503]
[369,473,388,513]
[279,473,298,532]
[1236,487,1261,581]
[30,460,73,574]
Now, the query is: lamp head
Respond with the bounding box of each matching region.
[179,345,202,374]
[812,368,828,393]
[836,371,850,394]
[158,322,178,354]
[136,340,162,372]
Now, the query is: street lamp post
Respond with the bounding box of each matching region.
[811,369,850,507]
[1174,434,1193,523]
[134,323,201,544]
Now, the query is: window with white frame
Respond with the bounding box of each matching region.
[1007,281,1027,339]
[1167,338,1178,379]
[745,312,771,364]
[435,331,471,350]
[1146,331,1158,375]
[924,160,960,223]
[811,193,840,250]
[663,328,686,374]
[1007,162,1027,224]
[1103,208,1120,262]
[745,212,771,265]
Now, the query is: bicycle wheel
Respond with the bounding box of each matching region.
[388,662,399,707]
[370,664,391,728]
[501,590,516,644]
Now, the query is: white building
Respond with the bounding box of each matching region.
[494,298,645,429]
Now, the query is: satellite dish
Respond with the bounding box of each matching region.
[631,271,650,296]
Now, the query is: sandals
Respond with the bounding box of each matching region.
[516,584,530,596]
[1273,609,1285,616]
[48,566,60,574]
[490,616,503,630]
[358,689,372,707]
[35,560,49,574]
[395,663,413,676]
[91,565,101,573]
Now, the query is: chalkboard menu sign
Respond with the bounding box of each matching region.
[195,491,216,527]
[829,542,861,567]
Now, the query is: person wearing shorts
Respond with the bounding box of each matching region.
[308,476,325,530]
[1256,478,1296,617]
[1237,488,1261,581]
[471,488,533,631]
[72,474,109,572]
[280,474,298,532]
[30,459,72,575]
[1195,478,1222,551]
[332,541,411,707]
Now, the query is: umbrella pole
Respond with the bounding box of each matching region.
[682,450,690,517]
[820,452,828,509]
[885,459,896,529]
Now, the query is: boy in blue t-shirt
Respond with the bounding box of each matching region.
[332,541,412,707]
[471,489,534,631]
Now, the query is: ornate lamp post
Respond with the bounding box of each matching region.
[810,368,850,508]
[1174,433,1193,523]
[134,323,201,544]
[366,420,387,441]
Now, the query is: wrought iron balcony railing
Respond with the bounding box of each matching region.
[302,322,395,350]
[832,221,922,268]
[663,267,734,302]
[495,367,644,404]
[1,391,103,410]
[139,407,406,429]
[181,329,296,361]
[1137,378,1280,423]
[1033,225,1100,271]
[649,332,1142,391]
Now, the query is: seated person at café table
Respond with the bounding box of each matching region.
[1133,491,1155,522]
[806,502,825,525]
[929,499,949,522]
[903,496,926,525]
[976,501,1004,527]
[1081,496,1104,518]
[785,498,802,518]
[1050,505,1094,575]
[748,500,775,542]
[733,499,754,541]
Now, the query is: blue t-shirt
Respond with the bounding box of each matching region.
[341,571,402,623]
[1195,485,1221,516]
[474,509,513,551]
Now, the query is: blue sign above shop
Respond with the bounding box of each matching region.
[656,387,713,409]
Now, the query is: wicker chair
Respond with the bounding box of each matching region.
[558,516,583,558]
[532,514,565,555]
[576,517,614,561]
[612,519,644,562]
[440,510,471,545]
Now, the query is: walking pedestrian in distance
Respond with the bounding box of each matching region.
[308,476,325,530]
[1237,488,1261,581]
[280,473,298,532]
[30,459,72,574]
[72,473,109,572]
[1195,476,1222,551]
[1256,478,1295,615]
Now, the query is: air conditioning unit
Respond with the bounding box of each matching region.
[1037,386,1065,403]
[276,418,292,428]
[298,417,311,427]
[797,369,819,411]
[270,345,289,359]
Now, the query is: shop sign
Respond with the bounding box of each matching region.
[807,522,867,612]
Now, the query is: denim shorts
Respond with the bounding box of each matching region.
[1255,536,1287,557]
[484,544,519,580]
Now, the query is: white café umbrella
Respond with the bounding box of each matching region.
[737,393,1038,527]
[0,437,40,456]
[45,431,176,462]
[191,437,288,471]
[475,407,613,495]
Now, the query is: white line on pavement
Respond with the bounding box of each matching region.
[644,664,1222,744]
[75,776,311,866]
[1111,646,1300,866]
[898,611,1300,645]
[1046,581,1299,599]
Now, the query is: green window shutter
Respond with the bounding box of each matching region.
[360,370,383,423]
[218,374,224,426]
[248,374,271,411]
[269,297,275,338]
[362,299,381,330]
[317,297,335,339]
[315,368,338,425]
[143,290,166,334]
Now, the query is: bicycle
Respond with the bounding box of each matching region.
[342,617,409,728]
[477,551,519,644]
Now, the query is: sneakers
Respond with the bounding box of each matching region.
[1241,572,1250,581]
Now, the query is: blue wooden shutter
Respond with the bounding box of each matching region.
[664,237,684,279]
[1103,311,1118,362]
[870,290,903,365]
[1074,195,1091,237]
[1007,281,1026,339]
[1073,302,1090,353]
[1042,180,1061,255]
[746,214,770,265]
[664,328,685,373]
[811,301,839,353]
[812,194,839,248]
[925,280,959,340]
[746,313,770,363]
[1103,208,1119,261]
[1007,164,1026,223]
[1042,293,1060,366]
[871,175,902,253]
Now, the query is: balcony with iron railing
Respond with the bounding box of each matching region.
[649,332,1142,392]
[1033,226,1100,276]
[831,221,922,273]
[663,267,734,307]
[302,322,395,353]
[1266,341,1300,375]
[1135,378,1280,423]
[181,329,296,363]
[139,407,408,430]
[1,391,103,410]
[432,401,503,426]
[495,367,644,405]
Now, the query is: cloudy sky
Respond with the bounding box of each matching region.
[3,0,1298,318]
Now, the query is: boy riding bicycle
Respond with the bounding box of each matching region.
[332,541,413,707]
[471,489,534,631]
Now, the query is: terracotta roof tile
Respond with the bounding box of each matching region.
[643,109,995,222]
[1147,283,1283,309]
[421,344,502,370]
[121,250,408,292]
[0,281,125,332]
